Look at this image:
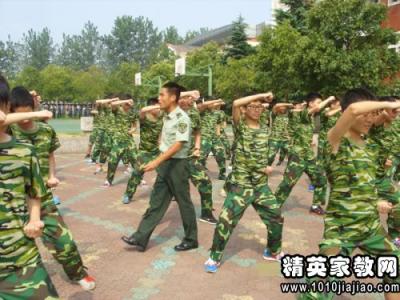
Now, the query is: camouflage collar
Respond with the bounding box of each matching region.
[15,122,40,135]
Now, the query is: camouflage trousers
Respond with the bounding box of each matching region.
[188,157,213,217]
[376,177,400,239]
[200,137,226,177]
[89,127,98,145]
[267,139,289,166]
[210,184,283,262]
[220,131,231,160]
[41,195,88,281]
[299,221,400,300]
[275,153,327,207]
[91,130,112,164]
[107,138,138,184]
[125,149,159,200]
[0,262,59,300]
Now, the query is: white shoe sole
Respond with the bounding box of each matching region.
[199,218,217,225]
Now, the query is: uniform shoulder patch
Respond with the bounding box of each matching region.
[178,122,188,134]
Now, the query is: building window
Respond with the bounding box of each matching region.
[389,0,400,6]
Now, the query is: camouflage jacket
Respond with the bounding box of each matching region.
[0,138,48,272]
[10,122,61,183]
[139,114,163,152]
[231,119,270,188]
[288,109,314,160]
[270,112,289,141]
[200,110,223,140]
[324,137,380,240]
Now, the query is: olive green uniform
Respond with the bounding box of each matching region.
[129,106,198,248]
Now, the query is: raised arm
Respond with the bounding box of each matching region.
[232,93,273,124]
[309,96,336,115]
[180,90,200,100]
[139,104,160,120]
[4,110,52,126]
[272,103,293,114]
[197,99,224,112]
[328,101,400,152]
[325,107,341,117]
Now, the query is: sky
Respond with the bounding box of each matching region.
[0,0,272,43]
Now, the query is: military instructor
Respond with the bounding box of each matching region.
[122,82,198,252]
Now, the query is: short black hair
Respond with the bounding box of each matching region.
[162,82,183,102]
[341,88,377,111]
[147,97,159,106]
[305,92,323,104]
[379,96,397,102]
[118,93,132,100]
[0,74,10,108]
[10,86,34,112]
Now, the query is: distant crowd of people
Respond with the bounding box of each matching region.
[40,102,94,119]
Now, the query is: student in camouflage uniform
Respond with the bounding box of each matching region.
[215,104,231,160]
[204,92,284,273]
[85,103,100,161]
[0,79,59,299]
[122,98,162,204]
[103,99,138,187]
[94,98,118,174]
[299,88,400,300]
[274,93,335,215]
[369,96,400,244]
[9,87,96,291]
[267,104,290,166]
[179,91,217,224]
[199,101,227,180]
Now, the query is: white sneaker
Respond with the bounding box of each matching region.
[78,275,96,291]
[101,181,111,188]
[140,180,147,186]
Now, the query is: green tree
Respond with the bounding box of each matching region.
[39,65,75,101]
[23,28,54,70]
[163,26,183,44]
[257,0,400,98]
[106,62,140,96]
[136,60,175,101]
[302,0,400,94]
[104,16,162,68]
[215,56,258,107]
[57,21,101,70]
[184,28,210,43]
[14,66,43,91]
[0,38,20,78]
[275,0,314,33]
[72,66,107,102]
[224,16,254,61]
[177,42,222,96]
[256,23,307,100]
